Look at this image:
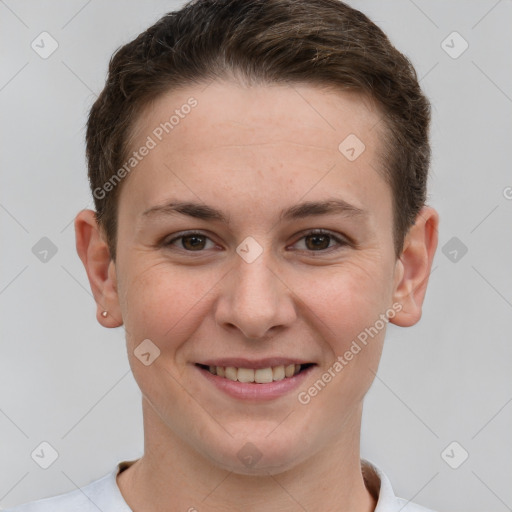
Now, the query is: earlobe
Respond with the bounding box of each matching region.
[74,209,123,328]
[390,206,439,328]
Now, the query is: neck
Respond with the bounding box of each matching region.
[117,399,376,512]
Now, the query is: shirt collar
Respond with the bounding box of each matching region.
[362,458,403,511]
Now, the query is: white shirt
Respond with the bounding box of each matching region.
[3,459,436,511]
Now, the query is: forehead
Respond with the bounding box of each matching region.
[120,79,391,225]
[133,80,383,156]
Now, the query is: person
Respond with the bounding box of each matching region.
[5,0,439,510]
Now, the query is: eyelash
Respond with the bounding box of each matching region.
[162,229,349,254]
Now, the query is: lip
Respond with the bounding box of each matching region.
[195,363,316,401]
[196,357,315,369]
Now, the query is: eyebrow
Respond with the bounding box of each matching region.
[141,198,366,224]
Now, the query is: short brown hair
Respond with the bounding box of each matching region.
[86,0,431,261]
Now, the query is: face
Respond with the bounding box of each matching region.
[109,80,405,474]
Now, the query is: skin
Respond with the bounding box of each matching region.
[75,79,438,512]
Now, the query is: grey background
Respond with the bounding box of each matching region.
[1,1,511,510]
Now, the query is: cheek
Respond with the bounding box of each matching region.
[121,261,215,351]
[295,258,392,344]
[119,264,211,401]
[292,261,391,414]
[312,268,390,393]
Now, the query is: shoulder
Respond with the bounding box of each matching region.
[2,487,98,512]
[2,462,134,512]
[394,497,437,512]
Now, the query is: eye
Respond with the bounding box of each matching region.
[162,229,349,254]
[291,229,349,253]
[163,231,217,251]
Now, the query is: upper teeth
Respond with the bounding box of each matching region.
[208,364,301,383]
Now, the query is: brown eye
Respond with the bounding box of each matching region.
[164,232,215,251]
[293,229,348,253]
[181,234,207,251]
[304,233,332,250]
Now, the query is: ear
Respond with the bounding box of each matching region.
[74,209,123,328]
[390,206,439,327]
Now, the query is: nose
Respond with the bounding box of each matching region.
[214,251,297,341]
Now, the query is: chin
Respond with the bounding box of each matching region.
[198,430,313,476]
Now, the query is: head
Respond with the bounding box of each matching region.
[76,0,438,475]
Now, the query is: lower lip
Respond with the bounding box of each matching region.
[195,365,315,401]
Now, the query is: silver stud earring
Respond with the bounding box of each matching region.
[101,311,108,318]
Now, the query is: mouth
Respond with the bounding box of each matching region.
[194,359,317,401]
[195,362,316,384]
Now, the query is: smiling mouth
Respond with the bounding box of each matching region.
[196,363,315,383]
